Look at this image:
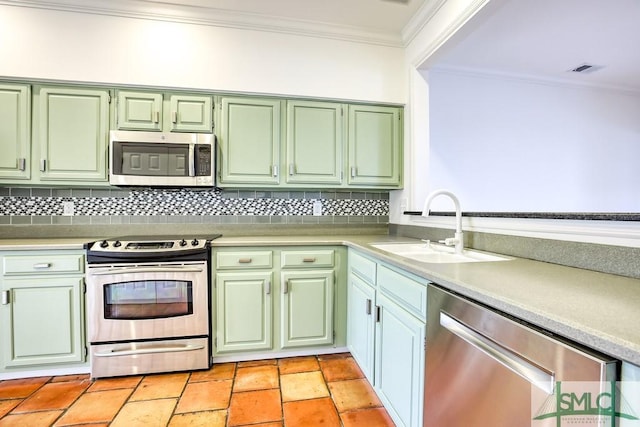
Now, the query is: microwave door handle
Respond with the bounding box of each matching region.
[189,144,196,177]
[89,266,205,275]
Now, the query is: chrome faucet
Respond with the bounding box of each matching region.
[421,190,464,254]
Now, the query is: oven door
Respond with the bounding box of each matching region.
[86,262,209,343]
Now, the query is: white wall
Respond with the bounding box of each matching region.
[427,69,640,212]
[0,5,405,103]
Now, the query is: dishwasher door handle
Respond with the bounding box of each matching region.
[440,311,555,394]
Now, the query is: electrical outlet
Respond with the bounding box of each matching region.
[62,201,75,216]
[312,201,323,216]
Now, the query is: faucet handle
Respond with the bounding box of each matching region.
[439,238,459,246]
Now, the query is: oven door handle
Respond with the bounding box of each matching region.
[89,266,205,275]
[94,343,205,357]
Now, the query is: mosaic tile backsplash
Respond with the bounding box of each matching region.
[0,187,389,225]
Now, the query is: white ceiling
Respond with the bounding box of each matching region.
[434,0,640,92]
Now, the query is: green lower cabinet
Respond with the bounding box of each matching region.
[281,270,334,348]
[1,277,85,368]
[374,293,426,427]
[346,272,376,382]
[215,271,273,353]
[347,249,427,427]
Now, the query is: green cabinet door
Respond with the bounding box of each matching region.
[168,94,213,133]
[218,97,282,186]
[374,293,425,427]
[285,101,342,186]
[117,91,163,131]
[346,271,376,382]
[0,84,31,181]
[215,271,273,353]
[35,87,110,184]
[348,105,402,188]
[1,277,85,368]
[281,270,334,348]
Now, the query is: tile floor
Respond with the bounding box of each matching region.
[0,353,396,426]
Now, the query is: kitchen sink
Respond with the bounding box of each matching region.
[370,242,511,264]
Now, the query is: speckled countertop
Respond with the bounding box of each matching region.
[212,235,640,366]
[2,234,639,366]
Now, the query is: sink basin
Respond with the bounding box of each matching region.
[370,242,511,264]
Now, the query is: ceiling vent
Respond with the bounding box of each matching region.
[569,63,604,73]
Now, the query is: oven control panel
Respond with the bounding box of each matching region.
[88,235,220,254]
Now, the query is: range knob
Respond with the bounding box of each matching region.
[191,239,199,246]
[113,240,122,248]
[179,239,187,247]
[99,240,109,248]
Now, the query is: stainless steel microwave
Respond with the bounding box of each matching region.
[109,130,214,187]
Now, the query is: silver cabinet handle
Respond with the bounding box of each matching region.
[40,159,46,172]
[302,257,316,263]
[153,111,160,123]
[33,263,52,269]
[351,166,356,178]
[1,291,9,305]
[265,280,271,295]
[440,311,555,394]
[375,305,381,322]
[283,280,289,294]
[18,158,26,171]
[172,111,178,123]
[289,164,295,176]
[366,298,372,315]
[238,258,252,264]
[272,165,278,178]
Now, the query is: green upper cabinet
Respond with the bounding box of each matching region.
[0,84,31,181]
[168,94,213,132]
[34,86,110,185]
[116,90,213,132]
[348,105,402,188]
[285,101,343,186]
[218,97,282,186]
[117,91,163,131]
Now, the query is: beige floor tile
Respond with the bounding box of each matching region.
[0,400,20,419]
[87,376,142,392]
[283,397,341,427]
[340,407,396,427]
[189,363,236,382]
[281,371,329,402]
[175,380,232,413]
[0,377,50,399]
[278,356,320,374]
[227,389,282,426]
[0,410,62,426]
[327,379,382,412]
[110,398,177,427]
[168,409,227,427]
[233,365,279,392]
[129,372,188,401]
[54,388,132,426]
[13,380,90,413]
[320,357,364,382]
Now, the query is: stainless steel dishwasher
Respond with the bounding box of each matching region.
[424,284,618,427]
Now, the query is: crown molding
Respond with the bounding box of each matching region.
[1,0,406,47]
[401,0,447,46]
[430,65,640,96]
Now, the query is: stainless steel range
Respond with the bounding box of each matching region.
[85,234,220,378]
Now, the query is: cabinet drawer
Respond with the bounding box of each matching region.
[281,250,334,268]
[216,251,273,269]
[378,264,427,321]
[3,253,85,276]
[349,251,376,285]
